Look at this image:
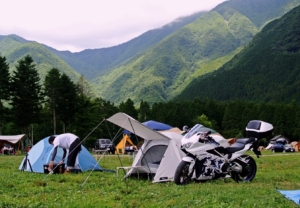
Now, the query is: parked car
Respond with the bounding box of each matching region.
[94,138,115,154]
[272,138,295,152]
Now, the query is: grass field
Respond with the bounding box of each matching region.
[1,151,300,208]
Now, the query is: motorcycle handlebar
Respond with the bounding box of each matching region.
[207,136,220,146]
[198,132,220,146]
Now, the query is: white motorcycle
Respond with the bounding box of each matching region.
[174,120,273,185]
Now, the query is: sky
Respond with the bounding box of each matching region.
[1,0,226,52]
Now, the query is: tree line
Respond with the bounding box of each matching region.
[1,54,300,149]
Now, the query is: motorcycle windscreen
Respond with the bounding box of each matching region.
[141,145,168,173]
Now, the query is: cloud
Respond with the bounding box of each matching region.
[1,0,226,52]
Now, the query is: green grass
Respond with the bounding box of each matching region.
[1,151,300,207]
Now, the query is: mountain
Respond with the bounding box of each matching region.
[214,0,299,29]
[175,5,300,103]
[0,35,81,82]
[46,11,206,80]
[91,0,300,105]
[1,0,299,106]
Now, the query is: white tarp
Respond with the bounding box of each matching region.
[0,134,25,144]
[107,112,170,141]
[107,112,185,183]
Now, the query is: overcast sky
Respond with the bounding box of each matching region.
[1,0,226,52]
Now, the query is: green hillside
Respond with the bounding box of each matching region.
[1,0,299,106]
[47,11,206,80]
[92,0,298,105]
[0,35,81,82]
[175,5,300,103]
[214,0,300,29]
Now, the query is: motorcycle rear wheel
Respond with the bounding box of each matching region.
[231,155,257,183]
[174,161,193,185]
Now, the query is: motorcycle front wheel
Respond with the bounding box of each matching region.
[231,155,257,183]
[174,161,193,185]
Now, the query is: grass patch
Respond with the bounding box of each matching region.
[0,151,300,207]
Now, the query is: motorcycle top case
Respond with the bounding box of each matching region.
[246,120,273,139]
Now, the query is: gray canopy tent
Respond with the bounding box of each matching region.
[107,112,185,183]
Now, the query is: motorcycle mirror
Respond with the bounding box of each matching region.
[183,125,189,132]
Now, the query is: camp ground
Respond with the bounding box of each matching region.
[2,114,300,207]
[19,136,102,173]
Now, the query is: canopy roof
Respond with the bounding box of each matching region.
[0,134,25,145]
[107,113,170,141]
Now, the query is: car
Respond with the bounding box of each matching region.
[272,138,295,153]
[94,138,115,154]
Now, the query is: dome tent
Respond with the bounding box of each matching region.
[19,136,102,173]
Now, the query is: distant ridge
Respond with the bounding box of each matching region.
[175,5,300,103]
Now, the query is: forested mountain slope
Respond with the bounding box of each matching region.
[175,5,300,103]
[0,35,81,81]
[214,0,299,29]
[1,0,299,106]
[92,0,299,105]
[47,11,206,80]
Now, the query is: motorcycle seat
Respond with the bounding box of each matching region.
[235,137,256,144]
[225,138,255,153]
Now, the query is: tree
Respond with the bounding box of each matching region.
[44,68,61,134]
[221,101,245,138]
[193,114,213,128]
[72,97,119,148]
[10,55,43,136]
[151,102,167,123]
[0,54,11,135]
[56,73,78,133]
[76,75,94,98]
[204,99,225,130]
[119,98,138,119]
[138,100,151,122]
[44,70,79,133]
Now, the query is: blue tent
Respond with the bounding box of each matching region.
[123,120,173,134]
[19,136,102,173]
[142,120,173,131]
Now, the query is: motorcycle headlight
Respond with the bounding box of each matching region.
[182,142,192,149]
